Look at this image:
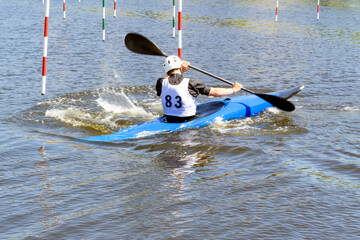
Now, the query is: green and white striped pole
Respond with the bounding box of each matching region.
[172,0,175,38]
[102,0,105,41]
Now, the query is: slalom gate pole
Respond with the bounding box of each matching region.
[63,0,66,19]
[42,0,50,95]
[103,0,105,41]
[114,0,117,17]
[172,0,175,38]
[178,0,182,58]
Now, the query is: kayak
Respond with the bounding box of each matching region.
[81,85,304,142]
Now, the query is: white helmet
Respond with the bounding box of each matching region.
[164,55,182,74]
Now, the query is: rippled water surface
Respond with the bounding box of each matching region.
[1,0,359,239]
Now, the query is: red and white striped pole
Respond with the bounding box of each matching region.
[63,0,66,19]
[114,0,117,18]
[172,0,175,38]
[42,0,50,95]
[178,0,182,59]
[317,0,320,19]
[275,0,279,22]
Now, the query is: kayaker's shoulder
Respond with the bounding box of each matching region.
[156,77,165,83]
[156,78,165,96]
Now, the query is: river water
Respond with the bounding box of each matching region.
[1,0,359,239]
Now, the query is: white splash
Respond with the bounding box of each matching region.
[266,107,281,114]
[212,116,225,126]
[343,106,359,112]
[42,87,160,133]
[96,88,152,117]
[45,108,92,127]
[136,130,162,138]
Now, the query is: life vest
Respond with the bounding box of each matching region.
[160,77,196,117]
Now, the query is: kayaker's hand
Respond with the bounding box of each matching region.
[181,61,190,73]
[232,82,242,93]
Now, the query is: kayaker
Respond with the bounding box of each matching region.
[156,55,242,123]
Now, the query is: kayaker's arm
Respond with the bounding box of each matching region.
[209,82,242,97]
[156,78,164,96]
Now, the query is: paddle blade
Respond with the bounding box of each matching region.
[124,33,166,57]
[255,93,295,112]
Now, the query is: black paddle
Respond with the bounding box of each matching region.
[124,33,295,112]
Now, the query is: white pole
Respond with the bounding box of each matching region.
[42,0,50,95]
[317,0,320,20]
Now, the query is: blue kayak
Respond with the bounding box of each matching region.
[81,85,304,142]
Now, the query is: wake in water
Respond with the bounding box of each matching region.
[342,106,359,112]
[51,87,157,133]
[24,87,160,136]
[23,86,308,139]
[209,107,304,136]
